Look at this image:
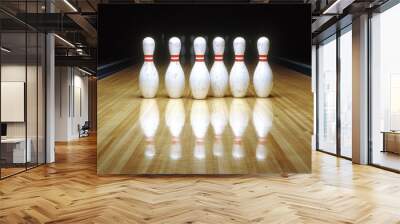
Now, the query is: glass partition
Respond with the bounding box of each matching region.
[0,2,46,179]
[370,3,400,171]
[317,35,337,154]
[339,27,352,158]
[1,31,28,177]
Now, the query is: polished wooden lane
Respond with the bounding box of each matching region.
[0,135,400,223]
[97,63,312,174]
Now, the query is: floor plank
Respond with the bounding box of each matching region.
[0,135,400,223]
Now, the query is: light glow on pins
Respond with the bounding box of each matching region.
[229,99,250,159]
[189,37,210,99]
[253,37,273,97]
[210,37,229,97]
[139,99,160,158]
[229,37,250,98]
[139,37,159,98]
[190,101,210,159]
[165,37,185,98]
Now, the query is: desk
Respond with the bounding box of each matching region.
[1,138,31,163]
[382,131,400,154]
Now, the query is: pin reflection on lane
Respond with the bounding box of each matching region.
[190,100,210,160]
[229,99,250,159]
[253,99,274,160]
[210,99,228,157]
[139,99,159,158]
[165,99,185,160]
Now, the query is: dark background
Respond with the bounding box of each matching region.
[98,4,311,68]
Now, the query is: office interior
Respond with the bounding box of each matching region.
[0,0,399,222]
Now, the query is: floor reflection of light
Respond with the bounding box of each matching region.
[210,98,228,137]
[194,140,206,160]
[253,99,273,139]
[229,99,250,139]
[145,140,156,158]
[190,100,210,141]
[165,99,185,139]
[213,137,224,157]
[169,140,182,160]
[232,140,244,159]
[139,99,159,159]
[229,99,249,160]
[139,99,160,141]
[256,142,267,161]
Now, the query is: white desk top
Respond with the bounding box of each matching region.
[1,138,27,143]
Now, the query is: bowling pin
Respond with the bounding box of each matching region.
[139,37,159,98]
[210,37,229,97]
[253,37,273,97]
[229,37,249,98]
[165,37,185,98]
[189,37,210,99]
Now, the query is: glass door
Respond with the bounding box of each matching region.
[317,35,337,154]
[370,3,400,171]
[339,26,352,158]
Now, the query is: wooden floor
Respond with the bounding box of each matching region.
[0,135,400,223]
[98,63,312,174]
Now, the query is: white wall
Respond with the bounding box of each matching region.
[55,67,89,141]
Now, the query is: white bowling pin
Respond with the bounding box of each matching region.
[165,99,185,141]
[229,37,249,98]
[189,37,210,99]
[165,37,185,98]
[139,99,159,142]
[253,37,273,97]
[210,37,229,97]
[139,37,159,98]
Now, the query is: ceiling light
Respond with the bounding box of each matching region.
[323,0,354,15]
[1,47,11,53]
[78,67,93,76]
[63,0,78,12]
[54,34,75,48]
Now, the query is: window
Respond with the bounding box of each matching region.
[317,35,337,154]
[339,27,352,158]
[370,3,400,171]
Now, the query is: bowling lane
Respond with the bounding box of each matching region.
[97,63,312,174]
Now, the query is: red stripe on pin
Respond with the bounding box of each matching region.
[214,54,223,61]
[235,54,244,61]
[195,55,205,62]
[170,54,180,61]
[259,54,268,61]
[144,55,153,62]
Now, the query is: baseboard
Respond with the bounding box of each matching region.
[270,56,311,76]
[97,58,134,80]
